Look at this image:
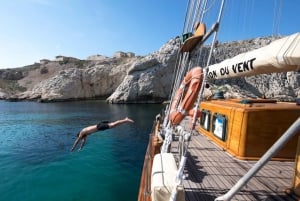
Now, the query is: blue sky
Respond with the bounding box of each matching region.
[0,0,299,69]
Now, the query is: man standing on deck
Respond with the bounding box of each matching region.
[71,117,134,152]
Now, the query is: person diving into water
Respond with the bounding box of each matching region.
[71,117,134,152]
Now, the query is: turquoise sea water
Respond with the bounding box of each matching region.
[0,100,163,201]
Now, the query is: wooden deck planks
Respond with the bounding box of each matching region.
[171,132,298,201]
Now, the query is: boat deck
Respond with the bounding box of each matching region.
[170,126,299,201]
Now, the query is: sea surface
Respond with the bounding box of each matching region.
[0,100,163,201]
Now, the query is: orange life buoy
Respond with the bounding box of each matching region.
[169,67,203,126]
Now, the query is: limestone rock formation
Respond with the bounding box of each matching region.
[106,37,180,103]
[13,57,136,102]
[1,35,299,103]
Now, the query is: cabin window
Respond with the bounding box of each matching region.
[200,109,211,131]
[212,113,227,141]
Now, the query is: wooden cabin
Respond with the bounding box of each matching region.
[197,99,300,160]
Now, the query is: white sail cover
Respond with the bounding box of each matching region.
[207,32,300,80]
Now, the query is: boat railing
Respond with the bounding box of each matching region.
[215,117,300,201]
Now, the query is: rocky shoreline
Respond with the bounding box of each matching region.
[0,35,299,103]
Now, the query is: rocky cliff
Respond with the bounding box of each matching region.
[0,36,299,103]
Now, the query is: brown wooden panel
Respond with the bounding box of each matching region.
[197,99,300,160]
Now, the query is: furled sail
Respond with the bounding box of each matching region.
[207,32,300,80]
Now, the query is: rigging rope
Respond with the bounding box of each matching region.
[192,0,202,28]
[200,0,208,22]
[272,0,282,36]
[185,0,195,33]
[165,0,218,130]
[191,0,226,130]
[203,0,217,14]
[182,0,191,34]
[155,1,227,201]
